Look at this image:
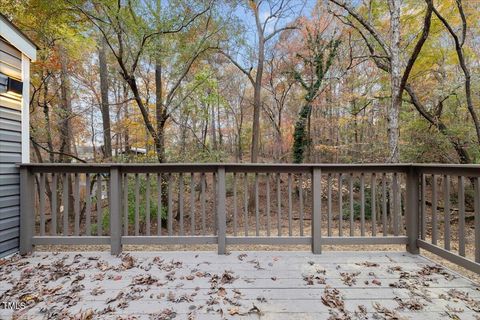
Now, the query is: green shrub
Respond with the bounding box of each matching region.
[342,182,374,220]
[126,175,168,226]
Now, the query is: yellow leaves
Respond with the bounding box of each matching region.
[248,0,257,12]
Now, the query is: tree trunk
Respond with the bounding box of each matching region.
[211,102,217,151]
[217,96,223,148]
[98,37,112,160]
[387,0,401,163]
[405,84,472,163]
[251,33,265,163]
[155,62,167,163]
[58,45,72,164]
[41,74,54,163]
[58,46,75,218]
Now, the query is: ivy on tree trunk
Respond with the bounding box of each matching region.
[292,35,340,163]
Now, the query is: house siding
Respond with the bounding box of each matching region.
[0,38,22,257]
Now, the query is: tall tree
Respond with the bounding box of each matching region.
[387,0,401,163]
[58,44,73,163]
[222,0,301,162]
[328,0,434,162]
[98,36,112,160]
[73,0,212,162]
[292,30,340,163]
[432,0,480,146]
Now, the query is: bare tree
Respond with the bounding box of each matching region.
[98,36,112,160]
[328,0,434,163]
[58,44,73,163]
[387,0,401,163]
[432,0,480,146]
[263,54,294,162]
[221,0,303,162]
[72,0,212,162]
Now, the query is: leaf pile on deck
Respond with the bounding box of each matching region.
[0,252,478,319]
[340,271,361,286]
[321,285,351,319]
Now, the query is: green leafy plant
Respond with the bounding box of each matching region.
[342,181,374,220]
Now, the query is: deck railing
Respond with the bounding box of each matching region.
[18,163,480,274]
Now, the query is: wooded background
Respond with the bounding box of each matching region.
[2,0,479,165]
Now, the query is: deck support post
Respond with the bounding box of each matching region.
[406,166,420,254]
[217,166,226,254]
[110,166,122,255]
[312,168,322,254]
[20,167,34,255]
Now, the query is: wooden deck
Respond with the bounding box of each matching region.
[1,251,479,319]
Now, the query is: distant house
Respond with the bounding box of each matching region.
[75,145,96,162]
[117,147,147,156]
[0,14,37,257]
[75,145,148,161]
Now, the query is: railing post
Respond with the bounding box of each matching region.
[20,167,34,255]
[406,166,420,254]
[312,168,322,254]
[110,166,122,255]
[217,166,226,254]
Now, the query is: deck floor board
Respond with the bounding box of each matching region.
[0,251,479,319]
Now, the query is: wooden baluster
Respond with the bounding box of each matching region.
[382,173,387,236]
[39,173,45,236]
[217,167,226,254]
[201,172,206,235]
[74,173,80,236]
[458,176,465,256]
[244,173,248,236]
[299,173,304,237]
[255,173,259,236]
[349,173,354,236]
[393,173,399,236]
[361,173,366,236]
[51,173,57,236]
[432,174,438,245]
[277,173,281,236]
[421,174,426,240]
[157,173,163,236]
[109,167,122,255]
[338,173,343,237]
[85,173,91,236]
[190,173,195,235]
[327,173,332,237]
[168,173,173,236]
[444,175,450,250]
[371,173,376,237]
[97,174,103,236]
[124,173,129,236]
[312,168,322,254]
[288,173,292,236]
[233,172,237,236]
[474,177,480,263]
[63,173,69,236]
[179,173,184,236]
[146,173,151,236]
[134,173,140,236]
[266,173,271,237]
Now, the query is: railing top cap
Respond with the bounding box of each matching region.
[18,163,480,168]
